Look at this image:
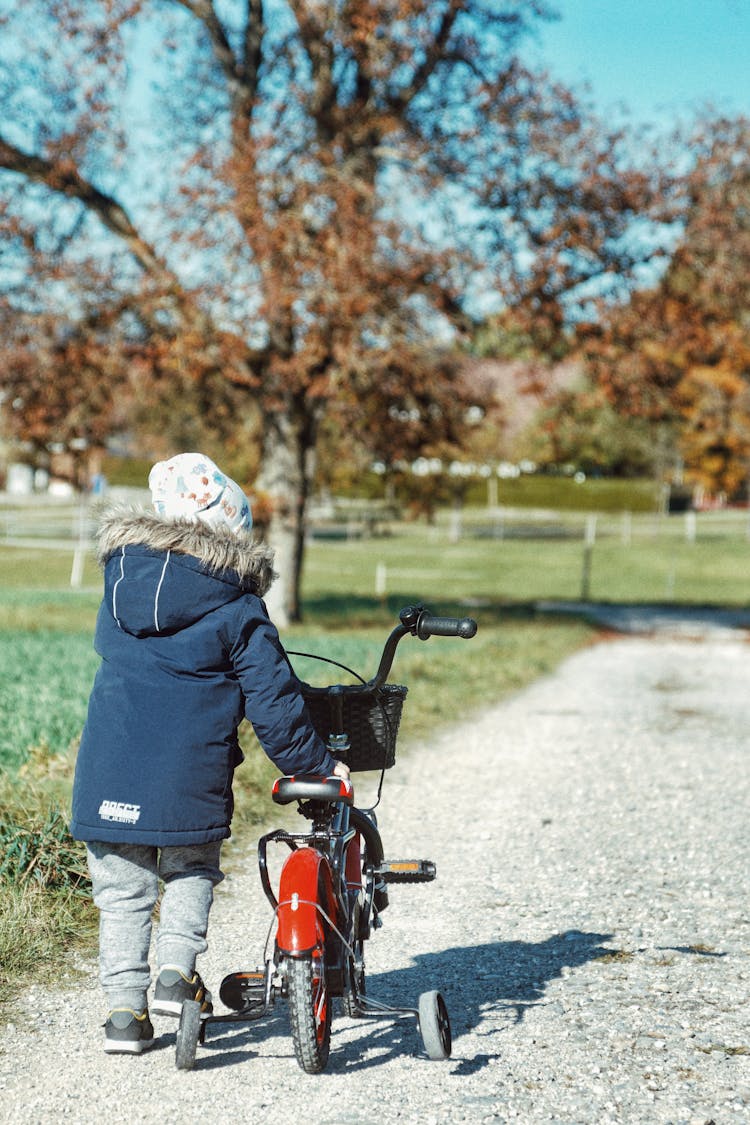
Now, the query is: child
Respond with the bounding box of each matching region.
[70,452,348,1054]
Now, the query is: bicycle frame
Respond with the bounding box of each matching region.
[259,793,360,995]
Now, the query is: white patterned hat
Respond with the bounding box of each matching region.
[148,452,252,534]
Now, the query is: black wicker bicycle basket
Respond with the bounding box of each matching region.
[300,682,407,771]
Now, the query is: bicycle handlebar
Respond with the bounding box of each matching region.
[370,605,477,688]
[415,613,477,640]
[293,605,478,694]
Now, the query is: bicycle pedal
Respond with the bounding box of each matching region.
[219,970,266,1012]
[377,860,436,884]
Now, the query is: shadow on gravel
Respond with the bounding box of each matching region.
[194,1007,289,1071]
[332,928,614,1075]
[178,930,613,1074]
[660,945,727,959]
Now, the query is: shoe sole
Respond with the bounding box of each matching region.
[104,1038,154,1055]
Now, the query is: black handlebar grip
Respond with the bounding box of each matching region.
[416,613,478,640]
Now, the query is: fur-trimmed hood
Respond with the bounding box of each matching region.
[96,506,276,598]
[71,507,334,848]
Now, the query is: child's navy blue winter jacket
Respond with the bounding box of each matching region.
[70,509,336,847]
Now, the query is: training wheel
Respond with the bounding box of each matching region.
[418,990,452,1060]
[175,999,202,1070]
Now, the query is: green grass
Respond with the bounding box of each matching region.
[579,538,750,604]
[98,463,658,512]
[0,545,101,595]
[0,632,98,771]
[0,774,98,995]
[301,516,750,608]
[0,885,98,991]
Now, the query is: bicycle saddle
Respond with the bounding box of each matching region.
[272,775,354,806]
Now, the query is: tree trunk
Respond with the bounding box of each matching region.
[256,400,318,627]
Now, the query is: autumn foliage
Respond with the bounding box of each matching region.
[0,1,718,615]
[580,116,750,498]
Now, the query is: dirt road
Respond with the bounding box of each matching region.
[2,630,749,1124]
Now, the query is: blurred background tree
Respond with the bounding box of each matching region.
[514,378,661,479]
[0,1,680,618]
[580,116,750,500]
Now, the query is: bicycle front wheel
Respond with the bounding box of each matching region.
[287,950,331,1073]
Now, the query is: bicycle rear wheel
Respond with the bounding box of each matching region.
[287,950,331,1073]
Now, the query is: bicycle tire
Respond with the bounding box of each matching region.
[418,990,452,1060]
[287,951,331,1073]
[175,1000,202,1070]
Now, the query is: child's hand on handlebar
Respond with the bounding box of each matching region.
[332,760,351,781]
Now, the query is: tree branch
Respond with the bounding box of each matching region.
[287,0,337,133]
[172,0,259,114]
[0,136,170,280]
[242,0,265,96]
[389,0,464,112]
[173,0,239,79]
[0,134,270,383]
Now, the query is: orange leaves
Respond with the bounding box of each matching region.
[0,310,127,452]
[677,356,750,496]
[579,116,750,496]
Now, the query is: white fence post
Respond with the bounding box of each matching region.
[448,504,462,543]
[70,500,88,588]
[621,510,632,546]
[375,562,387,600]
[580,514,597,600]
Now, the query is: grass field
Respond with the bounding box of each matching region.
[303,508,750,608]
[97,458,662,511]
[461,473,662,512]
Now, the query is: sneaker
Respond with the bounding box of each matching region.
[104,1008,154,1055]
[152,967,213,1019]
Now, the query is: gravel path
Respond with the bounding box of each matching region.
[2,631,749,1124]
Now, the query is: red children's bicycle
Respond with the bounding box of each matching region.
[174,604,477,1072]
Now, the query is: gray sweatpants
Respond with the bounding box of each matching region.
[86,841,224,1013]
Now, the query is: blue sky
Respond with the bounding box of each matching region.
[528,0,749,123]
